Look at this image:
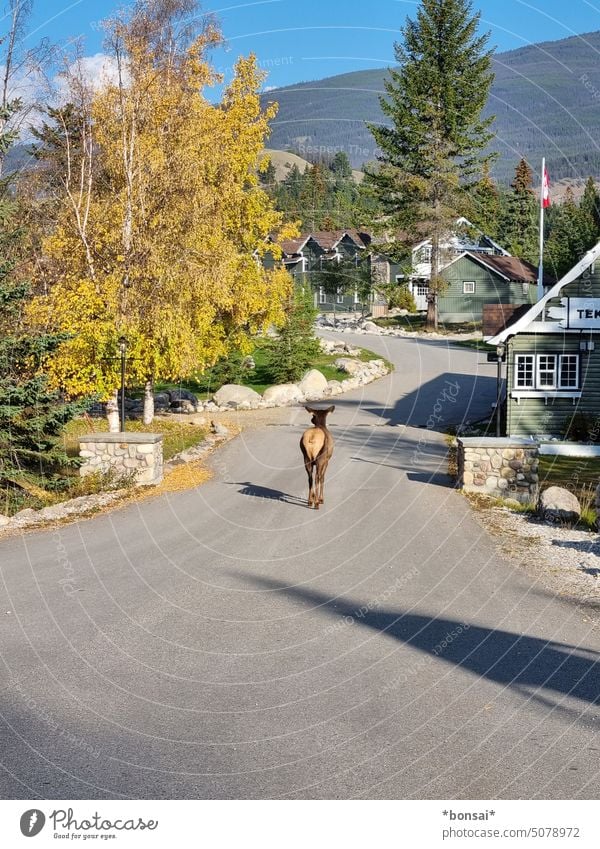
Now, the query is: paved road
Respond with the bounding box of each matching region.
[0,334,598,800]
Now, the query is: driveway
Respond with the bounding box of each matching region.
[0,333,598,799]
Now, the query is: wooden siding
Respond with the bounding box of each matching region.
[507,334,600,436]
[439,255,534,321]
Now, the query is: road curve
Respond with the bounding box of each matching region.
[0,333,598,800]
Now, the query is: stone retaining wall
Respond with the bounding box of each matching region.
[457,437,539,504]
[79,433,163,486]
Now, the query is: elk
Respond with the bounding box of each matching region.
[300,405,335,509]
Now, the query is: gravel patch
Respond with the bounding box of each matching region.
[474,503,600,612]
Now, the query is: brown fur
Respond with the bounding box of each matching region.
[300,406,335,509]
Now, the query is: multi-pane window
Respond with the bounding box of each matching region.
[319,287,326,304]
[537,355,557,389]
[514,354,580,391]
[515,355,535,389]
[463,281,476,294]
[336,288,344,304]
[559,354,579,389]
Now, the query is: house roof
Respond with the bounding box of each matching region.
[446,251,555,286]
[384,217,510,256]
[488,240,600,345]
[279,229,372,257]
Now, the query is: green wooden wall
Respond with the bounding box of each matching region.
[439,255,535,322]
[506,265,600,436]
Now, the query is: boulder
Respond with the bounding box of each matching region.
[213,384,262,409]
[298,369,328,399]
[325,380,344,396]
[335,357,364,376]
[319,339,336,354]
[153,392,171,410]
[169,388,198,405]
[262,384,304,406]
[361,320,380,333]
[211,421,229,436]
[172,400,196,414]
[539,486,581,524]
[0,514,9,527]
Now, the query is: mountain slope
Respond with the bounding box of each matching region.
[262,30,600,183]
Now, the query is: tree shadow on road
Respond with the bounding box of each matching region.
[330,372,497,430]
[234,574,600,717]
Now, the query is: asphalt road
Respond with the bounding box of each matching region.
[0,333,598,800]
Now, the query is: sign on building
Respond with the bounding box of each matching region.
[548,297,600,329]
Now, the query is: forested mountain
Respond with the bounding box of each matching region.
[262,30,600,183]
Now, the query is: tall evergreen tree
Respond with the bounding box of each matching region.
[580,176,600,236]
[366,0,495,329]
[503,158,538,263]
[468,161,500,239]
[545,187,598,279]
[0,200,88,512]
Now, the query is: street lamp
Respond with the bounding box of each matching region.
[118,336,128,433]
[496,341,506,438]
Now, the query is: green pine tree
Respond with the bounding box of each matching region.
[468,161,500,239]
[503,158,538,263]
[366,0,495,329]
[579,177,600,237]
[0,200,88,513]
[545,187,597,279]
[263,288,321,384]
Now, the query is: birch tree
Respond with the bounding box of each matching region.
[30,0,293,424]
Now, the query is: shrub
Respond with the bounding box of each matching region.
[263,288,321,383]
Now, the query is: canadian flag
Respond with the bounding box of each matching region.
[542,167,551,208]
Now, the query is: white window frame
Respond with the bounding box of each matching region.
[536,354,557,390]
[515,354,535,389]
[463,281,476,294]
[318,287,326,304]
[558,354,580,390]
[336,287,344,304]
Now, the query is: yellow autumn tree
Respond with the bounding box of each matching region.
[30,0,294,424]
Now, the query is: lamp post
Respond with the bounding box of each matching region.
[496,342,506,437]
[118,336,127,433]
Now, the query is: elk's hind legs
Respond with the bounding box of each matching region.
[304,458,317,509]
[317,457,329,505]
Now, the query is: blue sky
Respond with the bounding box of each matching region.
[25,0,600,90]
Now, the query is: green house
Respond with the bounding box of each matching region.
[438,252,552,323]
[488,241,600,438]
[263,229,401,312]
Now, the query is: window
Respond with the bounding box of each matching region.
[354,288,360,304]
[513,353,580,392]
[463,281,476,294]
[336,287,344,304]
[319,287,326,304]
[415,245,432,264]
[537,354,557,389]
[515,355,535,389]
[559,354,579,389]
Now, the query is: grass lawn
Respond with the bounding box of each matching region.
[156,339,392,398]
[535,455,598,528]
[538,455,600,499]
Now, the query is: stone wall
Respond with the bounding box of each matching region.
[78,433,163,486]
[457,437,539,504]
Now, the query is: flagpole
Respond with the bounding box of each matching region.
[538,156,545,304]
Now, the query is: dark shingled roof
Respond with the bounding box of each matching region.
[280,229,372,257]
[463,252,556,286]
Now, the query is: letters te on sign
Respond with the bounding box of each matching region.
[547,297,600,329]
